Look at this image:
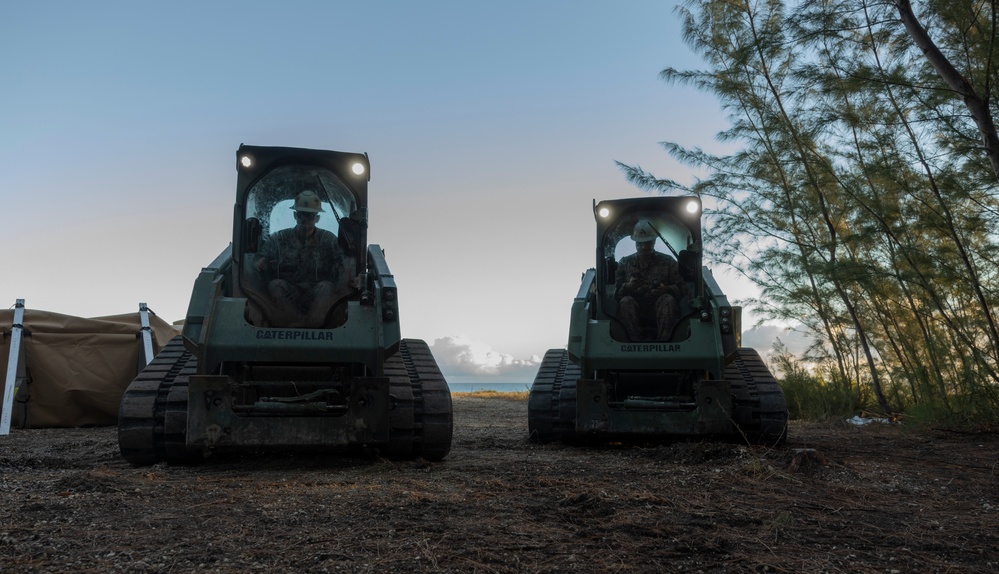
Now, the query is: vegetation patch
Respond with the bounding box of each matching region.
[452,390,529,401]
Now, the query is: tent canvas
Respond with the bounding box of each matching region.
[1,308,180,428]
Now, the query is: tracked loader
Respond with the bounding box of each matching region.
[118,145,452,464]
[528,196,787,446]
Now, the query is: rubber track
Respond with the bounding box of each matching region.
[528,349,580,444]
[384,339,453,461]
[725,347,789,446]
[557,377,578,444]
[118,336,199,465]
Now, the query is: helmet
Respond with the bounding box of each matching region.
[631,220,657,243]
[291,190,325,213]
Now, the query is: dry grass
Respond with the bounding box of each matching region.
[452,390,529,401]
[4,398,999,573]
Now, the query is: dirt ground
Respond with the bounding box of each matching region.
[2,395,999,573]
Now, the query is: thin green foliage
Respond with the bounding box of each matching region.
[627,0,999,424]
[772,340,860,419]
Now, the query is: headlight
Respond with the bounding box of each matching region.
[239,154,254,169]
[686,200,699,214]
[351,162,365,175]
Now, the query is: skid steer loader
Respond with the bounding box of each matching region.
[118,145,452,464]
[529,196,787,446]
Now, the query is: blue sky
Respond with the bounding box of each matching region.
[2,1,768,377]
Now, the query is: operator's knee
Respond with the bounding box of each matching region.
[268,279,295,301]
[302,282,342,329]
[655,294,677,316]
[618,296,644,340]
[618,296,639,315]
[312,281,337,299]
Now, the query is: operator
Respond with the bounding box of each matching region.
[615,220,683,341]
[256,190,345,328]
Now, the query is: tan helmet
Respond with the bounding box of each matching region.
[290,190,325,213]
[631,220,657,243]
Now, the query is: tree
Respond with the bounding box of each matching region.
[893,0,999,179]
[621,0,999,420]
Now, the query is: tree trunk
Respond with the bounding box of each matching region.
[893,0,999,180]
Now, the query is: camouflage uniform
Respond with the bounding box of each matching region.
[257,227,345,327]
[615,250,682,341]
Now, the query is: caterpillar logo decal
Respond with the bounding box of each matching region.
[256,330,335,341]
[621,344,681,352]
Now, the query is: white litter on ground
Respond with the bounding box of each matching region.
[847,415,893,426]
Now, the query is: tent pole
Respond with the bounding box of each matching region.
[2,300,27,435]
[138,303,155,371]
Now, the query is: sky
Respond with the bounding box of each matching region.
[2,1,787,379]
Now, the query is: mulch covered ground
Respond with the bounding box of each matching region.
[2,395,998,573]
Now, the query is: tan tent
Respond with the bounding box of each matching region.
[1,308,180,428]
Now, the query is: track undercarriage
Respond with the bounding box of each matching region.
[528,348,787,447]
[118,336,452,465]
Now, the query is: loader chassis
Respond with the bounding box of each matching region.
[118,146,453,464]
[528,197,787,445]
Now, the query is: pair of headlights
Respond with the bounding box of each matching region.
[596,200,700,219]
[239,154,366,176]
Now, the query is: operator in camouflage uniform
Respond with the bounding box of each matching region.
[256,190,346,328]
[615,220,683,341]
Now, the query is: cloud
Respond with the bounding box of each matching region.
[742,324,815,359]
[430,328,817,379]
[429,336,542,377]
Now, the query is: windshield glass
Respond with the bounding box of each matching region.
[245,165,355,239]
[240,165,359,329]
[602,211,691,262]
[601,211,694,342]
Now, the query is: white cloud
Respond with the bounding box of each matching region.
[428,327,819,380]
[743,324,816,359]
[429,336,541,377]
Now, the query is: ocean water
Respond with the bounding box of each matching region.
[445,375,532,393]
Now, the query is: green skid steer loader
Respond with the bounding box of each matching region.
[118,145,452,464]
[529,196,787,446]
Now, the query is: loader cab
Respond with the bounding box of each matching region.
[593,197,704,342]
[232,146,370,329]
